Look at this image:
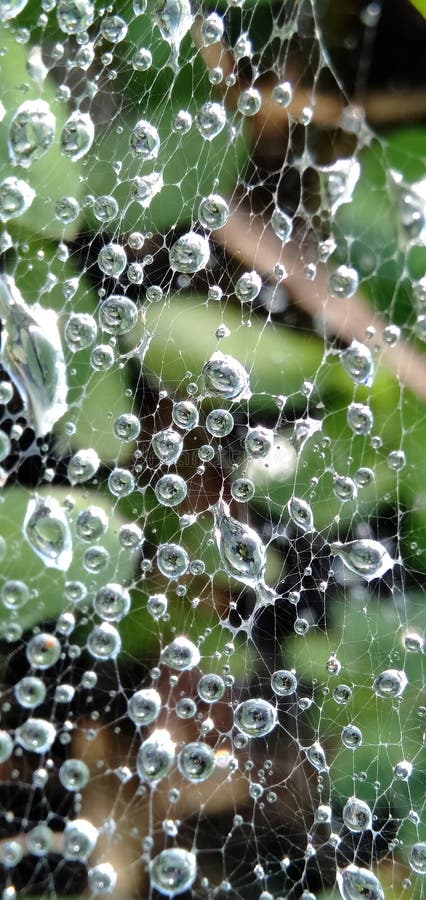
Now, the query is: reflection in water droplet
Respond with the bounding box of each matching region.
[337,865,384,900]
[23,495,72,571]
[137,728,175,783]
[150,848,197,896]
[330,539,394,581]
[0,275,67,436]
[215,500,266,585]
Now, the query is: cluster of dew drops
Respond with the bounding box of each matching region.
[0,0,424,896]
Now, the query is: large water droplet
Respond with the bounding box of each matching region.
[98,243,127,277]
[161,636,200,670]
[288,496,314,531]
[64,819,98,861]
[128,688,162,726]
[150,848,197,897]
[0,176,35,220]
[9,100,55,167]
[271,670,297,696]
[0,0,28,20]
[234,699,277,738]
[305,742,328,772]
[169,232,210,273]
[59,758,90,791]
[409,842,426,875]
[154,0,192,63]
[214,500,266,584]
[16,717,56,753]
[0,275,67,436]
[196,102,226,140]
[93,583,131,621]
[178,741,215,782]
[152,428,184,463]
[57,0,94,34]
[137,728,175,783]
[23,495,72,571]
[347,402,374,435]
[157,543,190,577]
[60,111,94,161]
[201,12,224,45]
[130,120,160,160]
[235,270,262,302]
[99,295,138,334]
[202,352,249,400]
[199,194,229,229]
[372,668,407,699]
[330,539,393,581]
[329,265,359,298]
[342,798,372,832]
[337,865,384,900]
[341,340,374,386]
[26,633,61,668]
[155,474,187,507]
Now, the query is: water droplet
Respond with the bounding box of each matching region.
[178,741,215,781]
[272,81,292,107]
[271,207,292,242]
[271,669,297,696]
[0,176,35,221]
[0,275,67,436]
[88,863,118,895]
[202,352,249,400]
[333,475,357,501]
[342,798,372,832]
[231,477,255,502]
[409,842,426,874]
[155,474,187,507]
[108,467,135,497]
[24,495,72,570]
[0,0,28,20]
[68,448,100,484]
[65,314,97,351]
[157,543,189,577]
[387,449,406,471]
[137,728,175,782]
[393,760,413,780]
[337,865,384,900]
[64,819,98,861]
[16,717,56,753]
[245,427,274,459]
[57,0,94,33]
[1,579,29,609]
[98,243,127,277]
[196,102,226,140]
[341,340,374,386]
[26,633,61,668]
[161,636,200,670]
[237,87,261,116]
[60,111,94,161]
[315,804,332,823]
[330,539,393,581]
[15,676,46,708]
[201,12,224,45]
[0,731,13,763]
[235,270,262,302]
[214,500,266,584]
[147,593,168,618]
[99,295,138,334]
[150,848,197,897]
[128,688,162,726]
[347,402,374,435]
[27,824,53,857]
[198,673,225,702]
[169,232,210,273]
[154,0,193,60]
[9,100,55,167]
[87,622,121,659]
[94,583,130,621]
[130,120,160,160]
[329,265,359,298]
[288,496,314,531]
[305,742,328,772]
[59,758,90,791]
[100,14,127,41]
[234,698,277,738]
[198,193,229,230]
[133,47,152,70]
[333,684,352,705]
[206,409,234,437]
[152,428,184,463]
[373,668,407,698]
[113,413,140,442]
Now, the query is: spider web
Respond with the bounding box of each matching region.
[0,0,424,897]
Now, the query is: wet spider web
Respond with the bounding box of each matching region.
[0,0,424,897]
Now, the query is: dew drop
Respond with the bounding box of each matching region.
[150,848,197,897]
[178,741,215,782]
[23,495,72,571]
[60,111,94,161]
[337,865,384,900]
[330,539,393,581]
[137,728,175,783]
[169,232,210,274]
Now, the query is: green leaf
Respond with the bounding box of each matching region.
[0,26,84,240]
[408,0,426,17]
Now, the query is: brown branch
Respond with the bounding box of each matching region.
[216,208,426,400]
